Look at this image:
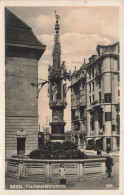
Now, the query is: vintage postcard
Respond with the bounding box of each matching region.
[0,0,124,195]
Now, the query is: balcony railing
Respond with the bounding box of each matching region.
[72,116,80,121]
[98,131,103,135]
[95,71,102,77]
[74,116,79,120]
[92,99,104,106]
[92,100,98,106]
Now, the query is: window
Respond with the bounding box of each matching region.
[80,107,85,118]
[89,96,91,105]
[89,70,91,79]
[105,112,111,121]
[118,90,120,96]
[98,63,102,74]
[104,93,111,103]
[117,61,120,71]
[83,84,85,89]
[90,113,94,131]
[17,138,26,155]
[116,137,120,147]
[92,68,94,77]
[92,82,94,91]
[91,120,94,131]
[98,78,101,88]
[98,108,103,129]
[74,86,79,95]
[99,92,101,103]
[71,110,75,120]
[98,49,100,57]
[92,95,94,102]
[89,83,91,92]
[112,125,115,131]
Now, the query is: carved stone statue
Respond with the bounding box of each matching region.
[52,82,57,102]
[61,61,66,75]
[48,65,53,75]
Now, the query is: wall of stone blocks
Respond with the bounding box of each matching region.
[5,116,38,157]
[6,57,38,116]
[5,56,39,157]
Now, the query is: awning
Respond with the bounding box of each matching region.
[94,137,102,140]
[87,138,94,141]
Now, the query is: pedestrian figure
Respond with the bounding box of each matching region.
[59,164,66,184]
[105,153,114,178]
[97,149,102,157]
[106,147,111,154]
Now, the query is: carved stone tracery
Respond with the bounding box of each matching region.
[52,110,64,121]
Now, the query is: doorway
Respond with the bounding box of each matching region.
[17,138,26,155]
[106,138,111,152]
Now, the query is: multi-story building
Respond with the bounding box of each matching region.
[70,60,87,147]
[5,8,46,157]
[70,42,120,151]
[86,42,120,151]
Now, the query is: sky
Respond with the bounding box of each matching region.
[7,6,119,132]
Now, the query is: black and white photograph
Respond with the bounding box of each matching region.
[0,0,123,194]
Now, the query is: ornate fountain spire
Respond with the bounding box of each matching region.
[52,10,61,67]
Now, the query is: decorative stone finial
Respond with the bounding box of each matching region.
[54,10,60,22]
[52,11,61,67]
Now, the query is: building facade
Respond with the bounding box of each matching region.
[70,60,87,147]
[70,42,120,151]
[86,42,120,151]
[5,8,46,157]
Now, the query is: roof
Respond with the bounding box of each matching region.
[86,42,119,70]
[72,68,78,77]
[5,8,46,48]
[80,59,87,70]
[71,59,87,78]
[96,42,119,49]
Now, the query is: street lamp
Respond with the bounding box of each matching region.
[31,79,48,98]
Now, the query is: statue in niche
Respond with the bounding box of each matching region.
[52,82,57,102]
[61,61,66,75]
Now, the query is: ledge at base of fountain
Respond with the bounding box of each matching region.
[5,157,106,182]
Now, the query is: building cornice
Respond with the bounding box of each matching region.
[86,71,119,84]
[6,41,46,51]
[86,53,119,70]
